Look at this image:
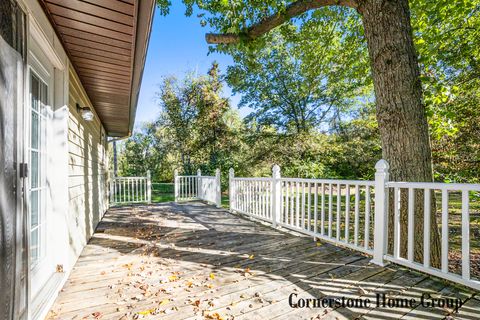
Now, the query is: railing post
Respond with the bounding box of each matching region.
[372,159,389,266]
[146,170,152,204]
[229,168,235,211]
[197,169,202,200]
[272,164,281,228]
[215,168,221,208]
[174,169,179,203]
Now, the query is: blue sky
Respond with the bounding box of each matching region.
[135,3,250,128]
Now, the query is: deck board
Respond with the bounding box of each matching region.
[47,202,479,319]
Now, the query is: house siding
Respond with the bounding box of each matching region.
[67,66,109,260]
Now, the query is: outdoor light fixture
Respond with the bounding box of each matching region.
[76,103,94,121]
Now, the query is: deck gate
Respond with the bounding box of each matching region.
[174,169,221,207]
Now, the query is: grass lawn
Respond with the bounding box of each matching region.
[151,183,229,208]
[151,183,175,203]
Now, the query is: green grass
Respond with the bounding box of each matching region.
[151,183,175,203]
[151,183,229,207]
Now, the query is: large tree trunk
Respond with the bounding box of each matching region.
[359,0,441,266]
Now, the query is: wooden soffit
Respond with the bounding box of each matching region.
[40,0,155,137]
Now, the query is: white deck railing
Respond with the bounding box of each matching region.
[229,161,480,290]
[110,171,151,205]
[174,169,221,207]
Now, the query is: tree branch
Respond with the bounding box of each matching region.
[205,0,358,44]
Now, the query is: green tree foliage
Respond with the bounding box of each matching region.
[122,1,478,186]
[152,0,479,184]
[411,0,480,182]
[118,123,160,177]
[224,8,370,134]
[119,63,248,183]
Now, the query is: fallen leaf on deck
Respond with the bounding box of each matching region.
[248,255,254,260]
[122,263,133,270]
[137,308,156,316]
[204,312,224,320]
[209,273,215,280]
[159,299,170,306]
[91,312,102,319]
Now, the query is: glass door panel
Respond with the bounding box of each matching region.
[29,72,47,268]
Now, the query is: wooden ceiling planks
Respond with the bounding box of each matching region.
[39,0,151,136]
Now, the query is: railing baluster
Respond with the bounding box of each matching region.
[365,186,370,250]
[393,187,400,258]
[264,181,268,218]
[354,185,360,246]
[345,184,350,243]
[408,188,414,261]
[256,182,260,216]
[441,189,449,273]
[290,182,295,226]
[248,181,251,213]
[295,182,300,227]
[321,183,325,236]
[242,181,246,211]
[462,190,470,280]
[236,181,239,211]
[301,182,306,229]
[424,188,431,268]
[307,183,311,232]
[336,183,341,242]
[328,183,333,238]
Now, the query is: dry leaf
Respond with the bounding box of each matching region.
[204,312,224,320]
[159,299,170,306]
[137,308,155,316]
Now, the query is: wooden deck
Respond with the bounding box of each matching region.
[47,202,480,320]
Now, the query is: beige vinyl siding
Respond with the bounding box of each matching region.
[67,65,109,257]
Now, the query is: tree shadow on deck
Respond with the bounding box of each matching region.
[70,202,478,320]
